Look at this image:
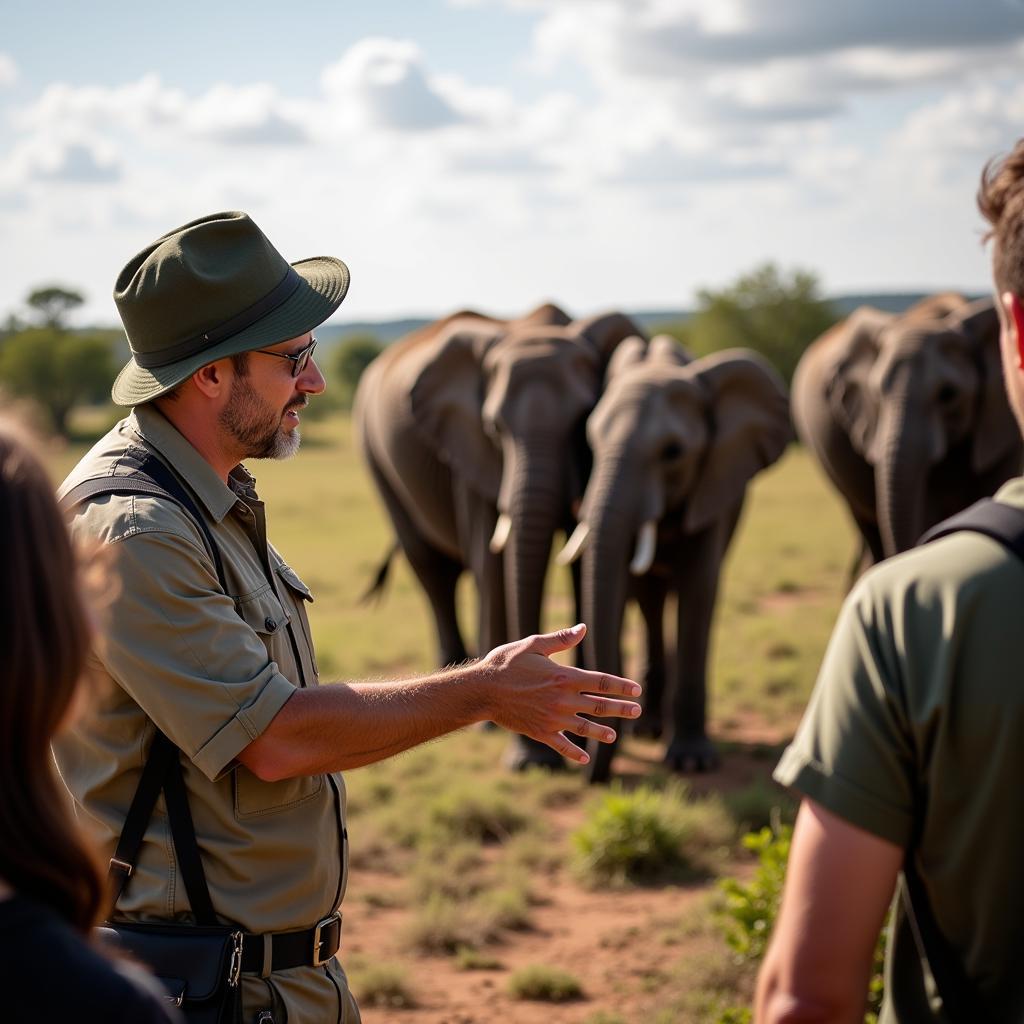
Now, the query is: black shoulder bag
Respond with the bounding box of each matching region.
[905,498,1024,1024]
[62,449,243,1024]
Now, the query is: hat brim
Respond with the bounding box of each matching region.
[111,255,350,406]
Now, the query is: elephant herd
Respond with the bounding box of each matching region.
[353,293,1022,784]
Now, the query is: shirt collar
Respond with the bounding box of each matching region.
[129,405,247,523]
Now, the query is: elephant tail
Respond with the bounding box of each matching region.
[360,542,400,605]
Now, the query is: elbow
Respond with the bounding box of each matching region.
[237,736,298,782]
[756,966,847,1024]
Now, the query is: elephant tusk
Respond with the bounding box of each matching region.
[630,520,658,576]
[556,521,591,565]
[489,512,513,554]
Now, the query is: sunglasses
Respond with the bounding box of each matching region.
[253,337,317,378]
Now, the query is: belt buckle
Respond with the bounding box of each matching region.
[312,912,341,968]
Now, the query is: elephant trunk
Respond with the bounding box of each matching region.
[875,392,930,557]
[580,456,638,676]
[503,436,567,639]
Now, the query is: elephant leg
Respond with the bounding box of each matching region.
[569,556,585,669]
[632,571,669,739]
[366,455,468,666]
[453,483,507,655]
[665,524,727,774]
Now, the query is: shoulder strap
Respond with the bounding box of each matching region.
[60,447,227,590]
[61,448,223,926]
[918,498,1024,565]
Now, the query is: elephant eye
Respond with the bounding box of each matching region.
[661,441,684,462]
[937,384,959,406]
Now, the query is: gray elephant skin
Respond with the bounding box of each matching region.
[791,293,1023,571]
[557,336,793,783]
[354,303,643,770]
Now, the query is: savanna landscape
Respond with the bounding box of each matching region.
[49,408,856,1023]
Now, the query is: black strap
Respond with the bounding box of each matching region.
[906,497,1024,1021]
[61,451,226,925]
[918,498,1024,564]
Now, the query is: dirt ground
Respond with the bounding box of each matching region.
[344,736,784,1024]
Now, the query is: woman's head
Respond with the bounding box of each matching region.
[0,417,105,931]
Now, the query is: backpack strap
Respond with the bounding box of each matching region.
[918,498,1024,564]
[61,447,224,926]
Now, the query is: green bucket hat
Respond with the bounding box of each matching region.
[111,210,350,406]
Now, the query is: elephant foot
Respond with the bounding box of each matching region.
[664,735,719,773]
[631,712,663,741]
[503,736,568,773]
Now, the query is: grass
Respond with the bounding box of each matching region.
[346,959,418,1009]
[571,781,735,887]
[508,965,584,1002]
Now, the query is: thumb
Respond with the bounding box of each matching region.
[531,623,587,657]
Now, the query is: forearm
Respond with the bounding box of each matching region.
[240,662,493,778]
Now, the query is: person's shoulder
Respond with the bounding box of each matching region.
[850,517,1024,620]
[0,896,177,1022]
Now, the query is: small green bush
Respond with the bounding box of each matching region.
[716,823,792,963]
[455,946,502,970]
[508,964,583,1002]
[571,781,733,886]
[723,778,796,833]
[348,961,417,1009]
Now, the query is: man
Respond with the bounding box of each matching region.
[755,141,1024,1023]
[54,211,642,1023]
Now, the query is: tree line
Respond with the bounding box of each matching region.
[0,265,838,439]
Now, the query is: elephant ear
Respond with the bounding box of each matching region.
[684,349,794,534]
[409,327,503,503]
[953,297,1020,473]
[604,335,648,386]
[574,312,648,366]
[825,306,890,457]
[648,333,693,367]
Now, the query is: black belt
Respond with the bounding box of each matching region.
[240,912,342,973]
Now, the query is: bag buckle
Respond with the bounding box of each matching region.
[229,931,244,987]
[312,912,341,968]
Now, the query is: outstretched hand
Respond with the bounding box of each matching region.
[479,623,642,765]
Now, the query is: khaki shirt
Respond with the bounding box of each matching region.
[55,405,358,1023]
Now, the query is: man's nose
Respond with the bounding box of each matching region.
[298,357,327,395]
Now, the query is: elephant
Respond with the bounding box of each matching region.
[354,303,644,769]
[556,336,793,783]
[791,294,1023,574]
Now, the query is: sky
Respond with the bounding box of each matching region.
[2,0,1024,327]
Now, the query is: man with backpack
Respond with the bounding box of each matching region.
[755,141,1024,1023]
[54,210,642,1023]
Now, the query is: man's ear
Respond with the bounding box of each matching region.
[1002,291,1024,369]
[191,359,230,399]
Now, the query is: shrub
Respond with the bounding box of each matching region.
[571,782,733,886]
[723,778,797,833]
[348,961,417,1009]
[508,965,583,1002]
[455,946,502,971]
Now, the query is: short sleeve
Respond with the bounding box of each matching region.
[102,528,296,781]
[774,577,916,847]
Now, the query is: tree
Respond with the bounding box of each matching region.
[330,333,385,409]
[26,285,85,330]
[0,328,116,436]
[685,263,839,382]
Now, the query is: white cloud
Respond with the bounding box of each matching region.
[321,39,466,132]
[0,53,17,88]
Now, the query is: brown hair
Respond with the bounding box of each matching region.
[978,138,1024,298]
[0,418,106,933]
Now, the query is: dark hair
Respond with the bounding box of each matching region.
[978,139,1024,298]
[0,418,106,933]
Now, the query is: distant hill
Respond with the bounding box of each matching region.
[313,291,988,351]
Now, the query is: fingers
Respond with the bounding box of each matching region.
[547,731,591,766]
[582,695,642,719]
[528,622,587,657]
[569,717,617,744]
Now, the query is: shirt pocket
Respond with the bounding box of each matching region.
[275,563,318,678]
[232,582,324,818]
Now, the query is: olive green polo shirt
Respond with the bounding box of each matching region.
[775,479,1024,1022]
[54,405,359,1023]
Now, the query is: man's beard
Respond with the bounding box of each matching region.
[219,374,305,460]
